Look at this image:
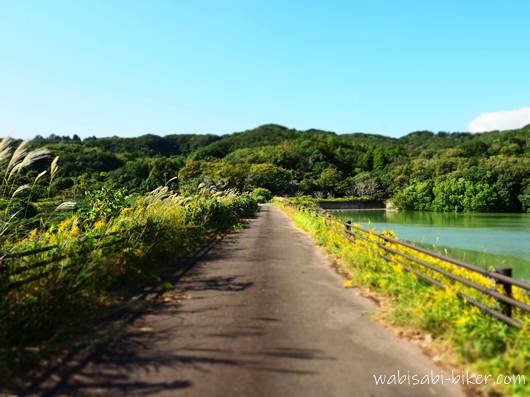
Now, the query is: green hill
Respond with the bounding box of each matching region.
[14,124,530,212]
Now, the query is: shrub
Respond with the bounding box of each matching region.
[252,187,273,203]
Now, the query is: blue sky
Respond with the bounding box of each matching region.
[1,0,529,138]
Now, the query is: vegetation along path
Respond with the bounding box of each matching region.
[42,204,465,397]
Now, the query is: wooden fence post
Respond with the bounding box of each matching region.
[494,267,512,318]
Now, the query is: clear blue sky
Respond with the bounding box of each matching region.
[1,0,529,138]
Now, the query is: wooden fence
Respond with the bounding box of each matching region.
[0,227,142,295]
[308,206,530,329]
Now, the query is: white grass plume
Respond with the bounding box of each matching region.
[55,201,77,211]
[0,135,12,153]
[0,147,12,168]
[50,156,59,183]
[0,136,13,167]
[146,186,169,204]
[11,184,30,197]
[7,139,30,173]
[9,147,51,179]
[34,170,48,184]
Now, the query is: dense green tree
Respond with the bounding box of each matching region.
[393,181,434,211]
[247,163,292,193]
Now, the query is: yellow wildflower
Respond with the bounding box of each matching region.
[57,219,71,232]
[343,279,354,288]
[71,225,80,236]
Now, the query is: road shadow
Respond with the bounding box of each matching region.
[25,321,332,396]
[18,212,337,396]
[17,233,243,396]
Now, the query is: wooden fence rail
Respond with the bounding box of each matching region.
[0,226,144,294]
[302,205,529,329]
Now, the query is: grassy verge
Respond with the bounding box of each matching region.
[274,198,529,397]
[0,188,257,387]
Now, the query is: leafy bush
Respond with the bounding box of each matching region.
[252,187,273,203]
[392,180,434,210]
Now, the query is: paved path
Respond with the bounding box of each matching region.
[42,204,465,397]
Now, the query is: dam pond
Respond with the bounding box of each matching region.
[332,210,530,282]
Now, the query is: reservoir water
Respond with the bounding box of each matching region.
[332,210,530,282]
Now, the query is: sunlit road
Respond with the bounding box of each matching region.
[39,204,464,397]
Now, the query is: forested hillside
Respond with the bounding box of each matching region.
[9,123,530,217]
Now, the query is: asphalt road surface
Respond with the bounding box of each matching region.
[39,204,465,397]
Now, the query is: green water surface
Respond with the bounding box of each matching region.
[332,210,530,282]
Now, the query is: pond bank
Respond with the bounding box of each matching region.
[332,209,530,282]
[317,200,385,210]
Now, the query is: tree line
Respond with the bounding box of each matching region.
[10,123,530,215]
